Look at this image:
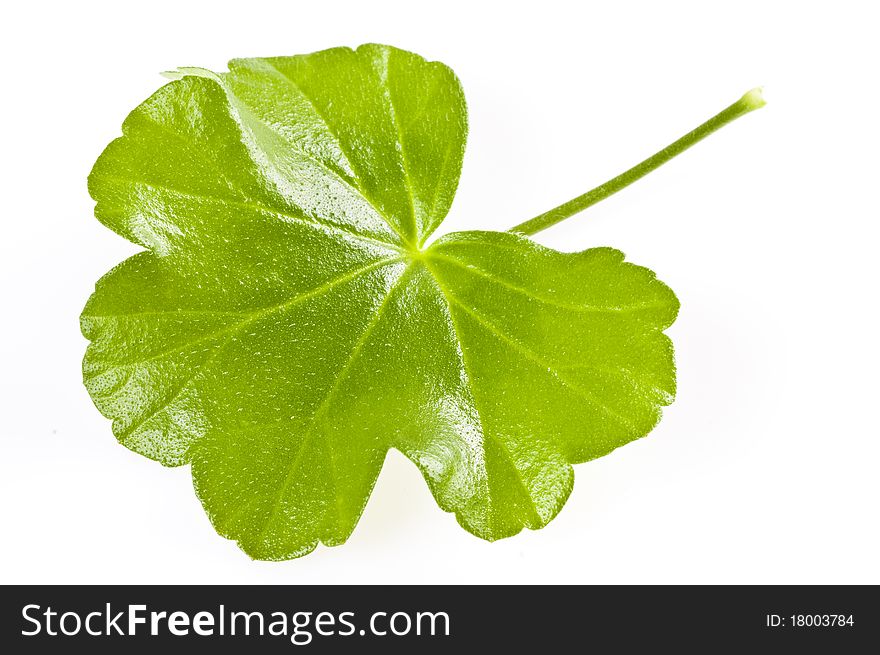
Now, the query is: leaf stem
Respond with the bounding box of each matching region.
[509,88,766,236]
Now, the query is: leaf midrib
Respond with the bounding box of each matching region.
[99,174,405,254]
[430,252,669,314]
[378,48,420,243]
[435,281,637,432]
[421,258,543,527]
[247,59,417,247]
[252,262,416,545]
[86,257,406,449]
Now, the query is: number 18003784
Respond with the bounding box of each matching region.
[766,614,854,628]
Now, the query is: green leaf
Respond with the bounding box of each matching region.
[82,44,678,560]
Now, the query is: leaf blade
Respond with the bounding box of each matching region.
[83,45,678,559]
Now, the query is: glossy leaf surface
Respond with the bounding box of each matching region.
[83,44,678,559]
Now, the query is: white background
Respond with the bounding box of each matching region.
[2,0,878,584]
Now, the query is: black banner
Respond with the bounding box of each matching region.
[1,585,875,651]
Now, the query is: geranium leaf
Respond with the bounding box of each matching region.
[83,44,682,560]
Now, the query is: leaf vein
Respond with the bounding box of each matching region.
[99,174,404,253]
[430,253,667,313]
[87,257,403,370]
[257,60,412,245]
[253,263,415,543]
[118,332,234,442]
[379,49,419,241]
[440,289,638,432]
[422,263,542,526]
